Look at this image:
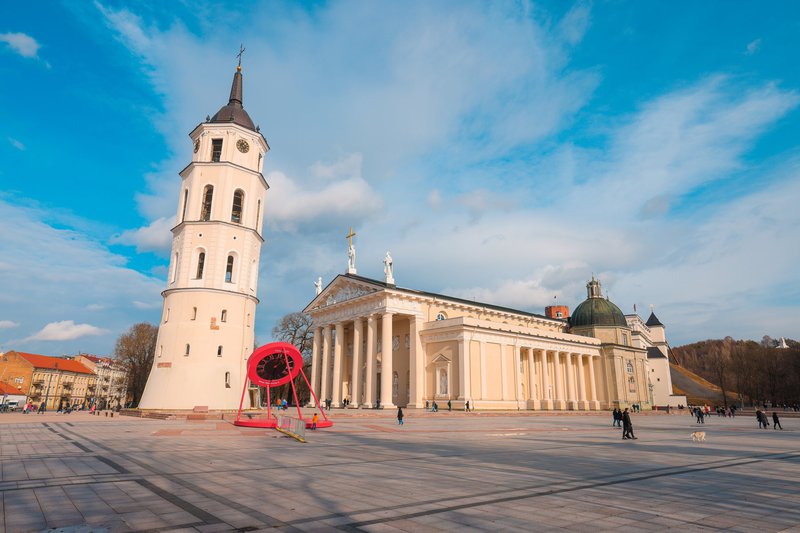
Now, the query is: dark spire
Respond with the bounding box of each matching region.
[228,68,243,107]
[209,64,256,131]
[645,311,664,327]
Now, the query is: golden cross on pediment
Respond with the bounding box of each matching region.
[345,227,356,247]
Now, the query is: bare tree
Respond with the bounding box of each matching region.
[114,323,158,407]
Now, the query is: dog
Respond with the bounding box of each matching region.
[691,431,706,442]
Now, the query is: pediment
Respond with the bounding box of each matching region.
[431,354,451,363]
[304,275,383,312]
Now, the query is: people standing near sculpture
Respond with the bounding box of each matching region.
[397,406,404,426]
[447,400,452,412]
[622,408,637,440]
[465,401,470,412]
[311,413,318,430]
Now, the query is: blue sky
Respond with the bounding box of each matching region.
[1,1,799,355]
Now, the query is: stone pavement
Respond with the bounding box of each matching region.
[0,410,798,532]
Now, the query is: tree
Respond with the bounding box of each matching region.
[114,323,158,407]
[268,312,314,406]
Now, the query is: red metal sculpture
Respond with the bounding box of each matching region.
[233,342,332,428]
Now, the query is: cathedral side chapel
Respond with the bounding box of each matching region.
[306,250,686,411]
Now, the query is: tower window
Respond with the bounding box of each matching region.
[185,344,190,356]
[221,309,227,322]
[181,189,188,222]
[211,139,223,162]
[626,361,634,374]
[196,252,206,279]
[225,371,231,388]
[256,199,261,230]
[191,307,197,320]
[201,185,214,221]
[170,253,179,283]
[231,189,244,224]
[225,255,234,283]
[217,345,223,357]
[164,308,170,323]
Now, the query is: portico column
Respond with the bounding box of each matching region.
[565,352,577,410]
[350,318,363,408]
[409,316,424,408]
[310,327,322,400]
[553,351,565,410]
[364,315,376,407]
[379,312,395,408]
[457,337,471,401]
[527,348,536,402]
[576,353,588,410]
[479,341,487,400]
[500,344,509,401]
[540,350,552,410]
[331,322,344,407]
[320,325,331,403]
[588,355,600,410]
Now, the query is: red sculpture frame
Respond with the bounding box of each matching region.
[233,341,332,429]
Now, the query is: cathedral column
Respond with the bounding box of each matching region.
[320,325,332,403]
[527,348,536,402]
[458,336,471,401]
[540,350,552,410]
[553,351,565,410]
[364,315,376,407]
[331,322,344,407]
[379,312,395,408]
[500,344,510,401]
[479,341,487,400]
[565,352,577,410]
[309,327,322,406]
[588,355,600,410]
[409,316,424,408]
[350,318,363,408]
[576,353,588,410]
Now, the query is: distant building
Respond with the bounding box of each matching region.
[73,354,129,409]
[0,380,27,407]
[0,351,95,410]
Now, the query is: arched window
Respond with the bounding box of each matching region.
[158,345,162,358]
[196,252,206,279]
[626,361,634,374]
[231,189,244,224]
[191,307,197,320]
[185,344,190,356]
[225,372,231,388]
[170,253,179,283]
[181,189,188,222]
[436,312,446,321]
[164,308,170,323]
[217,345,223,357]
[201,185,214,221]
[221,310,227,322]
[225,255,234,283]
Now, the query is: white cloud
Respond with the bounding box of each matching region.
[28,320,107,341]
[746,38,761,56]
[0,32,41,58]
[133,300,161,310]
[8,137,25,151]
[0,320,20,330]
[110,216,173,253]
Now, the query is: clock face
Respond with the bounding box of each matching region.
[236,139,250,153]
[246,342,303,387]
[193,140,200,153]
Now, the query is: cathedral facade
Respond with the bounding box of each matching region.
[306,273,685,410]
[139,63,268,410]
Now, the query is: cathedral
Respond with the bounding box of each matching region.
[139,60,268,410]
[306,270,686,411]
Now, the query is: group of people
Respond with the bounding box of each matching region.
[611,408,637,439]
[756,410,783,429]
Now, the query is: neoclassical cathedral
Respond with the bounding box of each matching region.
[140,61,268,410]
[306,269,686,411]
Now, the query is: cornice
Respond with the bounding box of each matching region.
[178,161,270,191]
[171,220,264,243]
[161,286,260,304]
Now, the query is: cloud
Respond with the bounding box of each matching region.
[8,137,25,151]
[0,32,41,58]
[28,320,107,341]
[133,300,161,310]
[111,216,173,253]
[0,320,20,330]
[745,38,761,56]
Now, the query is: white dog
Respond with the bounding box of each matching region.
[691,431,706,442]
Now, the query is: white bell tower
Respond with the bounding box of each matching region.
[139,60,269,410]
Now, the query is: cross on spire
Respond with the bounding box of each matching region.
[236,44,246,69]
[345,227,356,247]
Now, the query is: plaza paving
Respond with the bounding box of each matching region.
[0,410,798,533]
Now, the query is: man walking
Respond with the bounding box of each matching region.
[622,408,637,440]
[772,411,783,430]
[397,406,404,426]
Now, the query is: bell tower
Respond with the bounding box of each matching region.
[139,61,269,410]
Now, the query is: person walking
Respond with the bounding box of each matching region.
[756,409,765,429]
[465,401,470,412]
[622,408,637,440]
[447,400,452,412]
[772,412,783,430]
[397,407,404,426]
[425,400,429,412]
[311,413,318,430]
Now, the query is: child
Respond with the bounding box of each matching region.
[311,413,318,430]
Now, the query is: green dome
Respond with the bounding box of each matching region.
[570,297,628,328]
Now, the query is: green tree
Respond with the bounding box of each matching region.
[114,323,158,407]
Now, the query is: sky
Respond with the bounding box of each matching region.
[1,1,799,357]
